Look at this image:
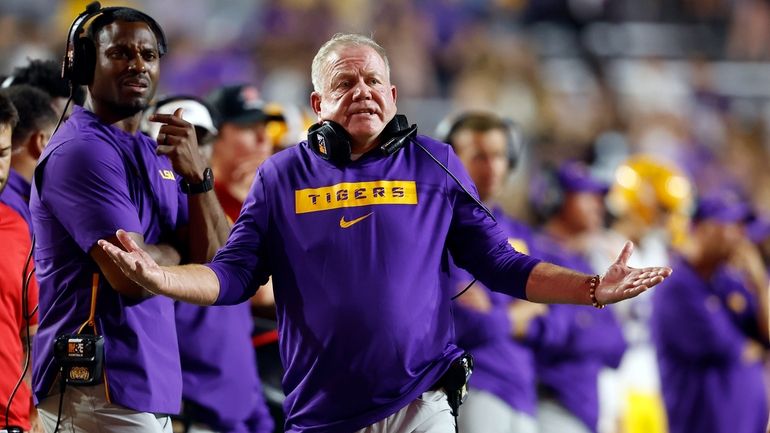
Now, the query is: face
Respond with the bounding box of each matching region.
[452,128,509,202]
[214,121,272,168]
[89,21,160,117]
[560,192,605,234]
[310,45,397,150]
[0,124,11,193]
[697,220,744,262]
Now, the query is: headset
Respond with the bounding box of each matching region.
[436,111,523,170]
[61,1,167,87]
[307,114,417,165]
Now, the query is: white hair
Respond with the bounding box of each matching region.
[311,33,390,93]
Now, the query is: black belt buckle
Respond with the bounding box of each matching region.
[441,352,474,417]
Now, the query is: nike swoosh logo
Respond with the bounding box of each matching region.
[340,212,373,228]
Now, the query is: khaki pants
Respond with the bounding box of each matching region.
[37,384,172,433]
[356,390,455,433]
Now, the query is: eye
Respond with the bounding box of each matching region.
[369,78,380,85]
[142,50,158,61]
[107,50,127,60]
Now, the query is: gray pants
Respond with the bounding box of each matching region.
[537,399,592,433]
[37,384,172,433]
[457,388,538,433]
[356,390,454,433]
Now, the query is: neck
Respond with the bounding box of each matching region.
[544,217,588,252]
[84,96,143,134]
[350,138,379,156]
[10,153,35,183]
[680,243,720,278]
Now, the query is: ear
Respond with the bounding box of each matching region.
[390,85,397,104]
[29,130,47,159]
[310,92,322,118]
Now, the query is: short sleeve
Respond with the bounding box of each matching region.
[40,137,143,253]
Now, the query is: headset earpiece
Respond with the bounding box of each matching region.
[307,120,352,164]
[307,114,417,164]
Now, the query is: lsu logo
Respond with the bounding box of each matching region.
[159,169,176,181]
[296,180,417,214]
[318,135,328,156]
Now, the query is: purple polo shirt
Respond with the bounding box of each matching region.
[529,234,627,433]
[651,254,768,433]
[206,136,541,433]
[451,208,539,415]
[175,301,274,433]
[30,106,187,413]
[0,168,32,229]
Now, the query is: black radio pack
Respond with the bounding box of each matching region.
[53,334,104,386]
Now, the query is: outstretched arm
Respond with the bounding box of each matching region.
[526,241,672,305]
[98,229,220,305]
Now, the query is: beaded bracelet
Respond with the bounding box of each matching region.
[588,274,605,309]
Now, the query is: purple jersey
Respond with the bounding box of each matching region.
[30,106,187,413]
[450,208,538,415]
[0,169,32,230]
[206,136,541,433]
[175,302,274,433]
[530,234,627,433]
[651,254,768,433]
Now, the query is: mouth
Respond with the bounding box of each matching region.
[121,78,150,92]
[348,108,379,117]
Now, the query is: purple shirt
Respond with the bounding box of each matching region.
[0,169,32,230]
[175,302,274,433]
[451,208,538,415]
[206,136,541,433]
[30,106,187,413]
[651,254,768,433]
[530,234,627,433]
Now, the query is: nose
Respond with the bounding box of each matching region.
[352,79,372,100]
[128,55,147,73]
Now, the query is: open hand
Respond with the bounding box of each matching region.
[595,241,672,305]
[97,229,168,295]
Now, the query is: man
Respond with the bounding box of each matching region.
[142,96,275,433]
[441,111,546,433]
[30,6,229,432]
[530,162,627,433]
[651,194,768,433]
[99,33,671,433]
[206,84,281,221]
[2,58,86,119]
[0,91,40,432]
[0,85,57,228]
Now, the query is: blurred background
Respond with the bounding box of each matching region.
[4,1,770,432]
[4,0,770,217]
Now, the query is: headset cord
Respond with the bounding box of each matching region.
[52,368,66,433]
[412,140,497,301]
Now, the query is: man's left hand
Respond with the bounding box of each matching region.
[595,241,673,305]
[151,107,206,181]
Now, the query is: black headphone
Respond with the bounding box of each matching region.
[61,1,167,86]
[437,111,522,170]
[307,114,418,165]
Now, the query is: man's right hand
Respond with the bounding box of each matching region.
[98,229,168,296]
